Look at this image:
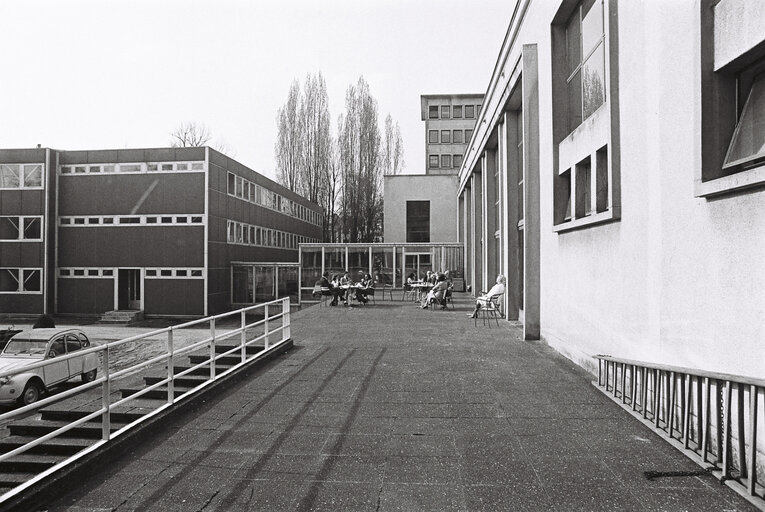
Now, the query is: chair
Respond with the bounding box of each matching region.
[444,286,454,309]
[382,284,393,301]
[365,286,376,304]
[313,284,332,307]
[402,283,417,302]
[475,295,501,327]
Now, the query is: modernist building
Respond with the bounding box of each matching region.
[422,94,484,175]
[0,147,322,318]
[457,0,764,383]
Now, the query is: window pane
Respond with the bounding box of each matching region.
[441,155,452,168]
[465,105,475,118]
[429,130,438,143]
[453,105,463,118]
[232,266,253,303]
[23,269,41,292]
[582,44,605,120]
[566,6,582,75]
[23,165,43,187]
[429,106,439,119]
[453,154,463,167]
[0,218,19,240]
[441,130,451,144]
[120,164,141,172]
[406,201,430,243]
[453,130,463,144]
[567,69,583,131]
[465,129,473,141]
[440,106,450,119]
[581,0,603,56]
[724,77,765,167]
[0,165,20,188]
[429,155,439,168]
[23,217,41,239]
[0,269,19,291]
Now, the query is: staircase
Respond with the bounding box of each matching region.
[98,310,144,325]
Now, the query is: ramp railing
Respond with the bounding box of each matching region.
[595,355,764,507]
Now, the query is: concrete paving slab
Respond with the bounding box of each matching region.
[37,297,759,511]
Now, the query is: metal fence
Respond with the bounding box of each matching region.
[595,355,764,507]
[0,297,291,504]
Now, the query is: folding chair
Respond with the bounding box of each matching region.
[475,295,501,327]
[382,284,393,301]
[444,287,454,309]
[402,283,417,302]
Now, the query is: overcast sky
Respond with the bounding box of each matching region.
[0,0,515,181]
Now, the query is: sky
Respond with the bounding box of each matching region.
[0,0,515,181]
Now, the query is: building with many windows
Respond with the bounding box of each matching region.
[0,146,322,318]
[422,94,484,175]
[457,0,764,382]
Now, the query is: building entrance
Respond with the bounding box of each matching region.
[118,269,142,310]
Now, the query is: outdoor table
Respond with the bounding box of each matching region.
[339,284,367,305]
[410,282,433,301]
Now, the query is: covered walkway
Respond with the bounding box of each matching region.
[46,296,755,511]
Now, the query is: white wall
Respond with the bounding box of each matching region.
[384,175,459,243]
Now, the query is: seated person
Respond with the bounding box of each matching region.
[338,271,352,304]
[406,272,417,284]
[467,274,506,318]
[319,272,345,306]
[421,274,449,309]
[356,273,372,303]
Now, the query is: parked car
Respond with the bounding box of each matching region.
[0,329,99,406]
[0,327,23,352]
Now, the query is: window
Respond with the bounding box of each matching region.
[477,104,482,116]
[0,268,41,293]
[465,129,473,142]
[441,130,451,144]
[440,105,450,119]
[453,105,463,118]
[465,105,475,118]
[441,155,452,168]
[406,201,430,242]
[429,130,438,144]
[453,154,463,167]
[429,155,440,168]
[0,217,42,241]
[565,0,605,132]
[453,130,463,144]
[429,106,439,119]
[0,164,44,189]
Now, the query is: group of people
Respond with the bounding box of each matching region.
[404,270,453,310]
[314,271,373,306]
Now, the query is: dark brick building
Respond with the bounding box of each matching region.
[0,147,321,317]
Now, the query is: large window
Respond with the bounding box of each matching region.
[465,105,475,119]
[429,106,439,119]
[453,105,463,118]
[0,217,42,241]
[453,154,463,168]
[0,268,42,293]
[441,155,452,169]
[0,164,44,189]
[465,129,473,142]
[429,130,438,144]
[406,201,430,243]
[565,0,605,132]
[440,105,450,119]
[441,130,451,144]
[429,155,440,168]
[453,130,463,144]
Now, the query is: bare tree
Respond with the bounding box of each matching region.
[170,122,211,147]
[299,72,332,205]
[275,80,302,192]
[382,114,405,175]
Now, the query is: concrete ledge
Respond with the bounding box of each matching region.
[0,338,293,512]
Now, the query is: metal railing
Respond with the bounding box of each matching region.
[0,297,292,504]
[595,355,764,506]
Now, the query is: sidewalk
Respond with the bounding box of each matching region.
[43,296,756,511]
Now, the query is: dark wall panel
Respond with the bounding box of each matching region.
[144,280,204,316]
[59,147,205,165]
[0,295,44,314]
[57,279,114,315]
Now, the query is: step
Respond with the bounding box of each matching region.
[8,419,126,439]
[0,471,39,488]
[0,436,93,456]
[188,354,240,366]
[0,453,67,473]
[120,384,197,400]
[41,408,145,425]
[214,344,264,354]
[144,375,208,387]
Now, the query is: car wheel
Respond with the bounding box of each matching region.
[19,382,42,406]
[81,369,97,383]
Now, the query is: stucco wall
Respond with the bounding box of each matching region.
[383,175,458,243]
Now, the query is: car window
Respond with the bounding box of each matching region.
[3,340,47,355]
[78,333,90,348]
[49,338,66,357]
[65,334,81,353]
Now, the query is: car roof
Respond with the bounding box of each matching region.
[9,328,85,342]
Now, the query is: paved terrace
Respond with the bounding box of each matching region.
[44,295,754,512]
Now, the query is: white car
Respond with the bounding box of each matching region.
[0,328,99,406]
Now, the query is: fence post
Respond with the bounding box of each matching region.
[748,385,758,496]
[264,304,269,350]
[167,329,174,404]
[282,298,291,342]
[101,346,110,441]
[241,309,247,362]
[210,317,216,380]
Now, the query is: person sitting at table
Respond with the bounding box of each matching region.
[338,271,352,304]
[421,273,449,309]
[467,274,506,318]
[319,271,345,306]
[406,272,417,284]
[356,273,372,304]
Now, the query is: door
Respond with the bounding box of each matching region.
[404,253,432,280]
[43,337,70,386]
[65,334,84,377]
[118,269,142,310]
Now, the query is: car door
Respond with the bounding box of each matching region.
[65,334,84,378]
[43,337,70,386]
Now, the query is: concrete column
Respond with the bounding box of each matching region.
[501,113,520,320]
[470,171,483,296]
[463,185,472,291]
[483,149,497,290]
[522,44,540,340]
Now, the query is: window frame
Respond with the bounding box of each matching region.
[0,216,44,242]
[0,164,45,190]
[0,268,43,294]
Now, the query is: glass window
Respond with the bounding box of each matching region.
[326,247,346,278]
[228,172,235,195]
[453,130,463,144]
[65,335,81,353]
[0,165,20,188]
[465,129,473,142]
[566,0,605,131]
[23,165,43,187]
[429,155,440,168]
[87,269,99,276]
[372,247,394,286]
[348,247,369,280]
[0,269,19,292]
[429,106,439,119]
[441,105,450,119]
[120,164,141,172]
[441,130,451,144]
[724,74,765,169]
[300,246,322,287]
[453,154,463,167]
[406,201,430,243]
[23,269,41,292]
[0,218,19,240]
[429,130,438,144]
[441,155,452,168]
[232,266,254,303]
[465,105,475,118]
[277,266,299,303]
[453,105,463,118]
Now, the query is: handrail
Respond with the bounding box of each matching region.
[0,297,292,505]
[594,355,764,507]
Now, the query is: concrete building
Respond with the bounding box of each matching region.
[457,0,765,381]
[382,174,458,244]
[0,147,322,318]
[422,94,483,175]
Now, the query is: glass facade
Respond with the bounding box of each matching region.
[298,243,463,304]
[231,263,300,306]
